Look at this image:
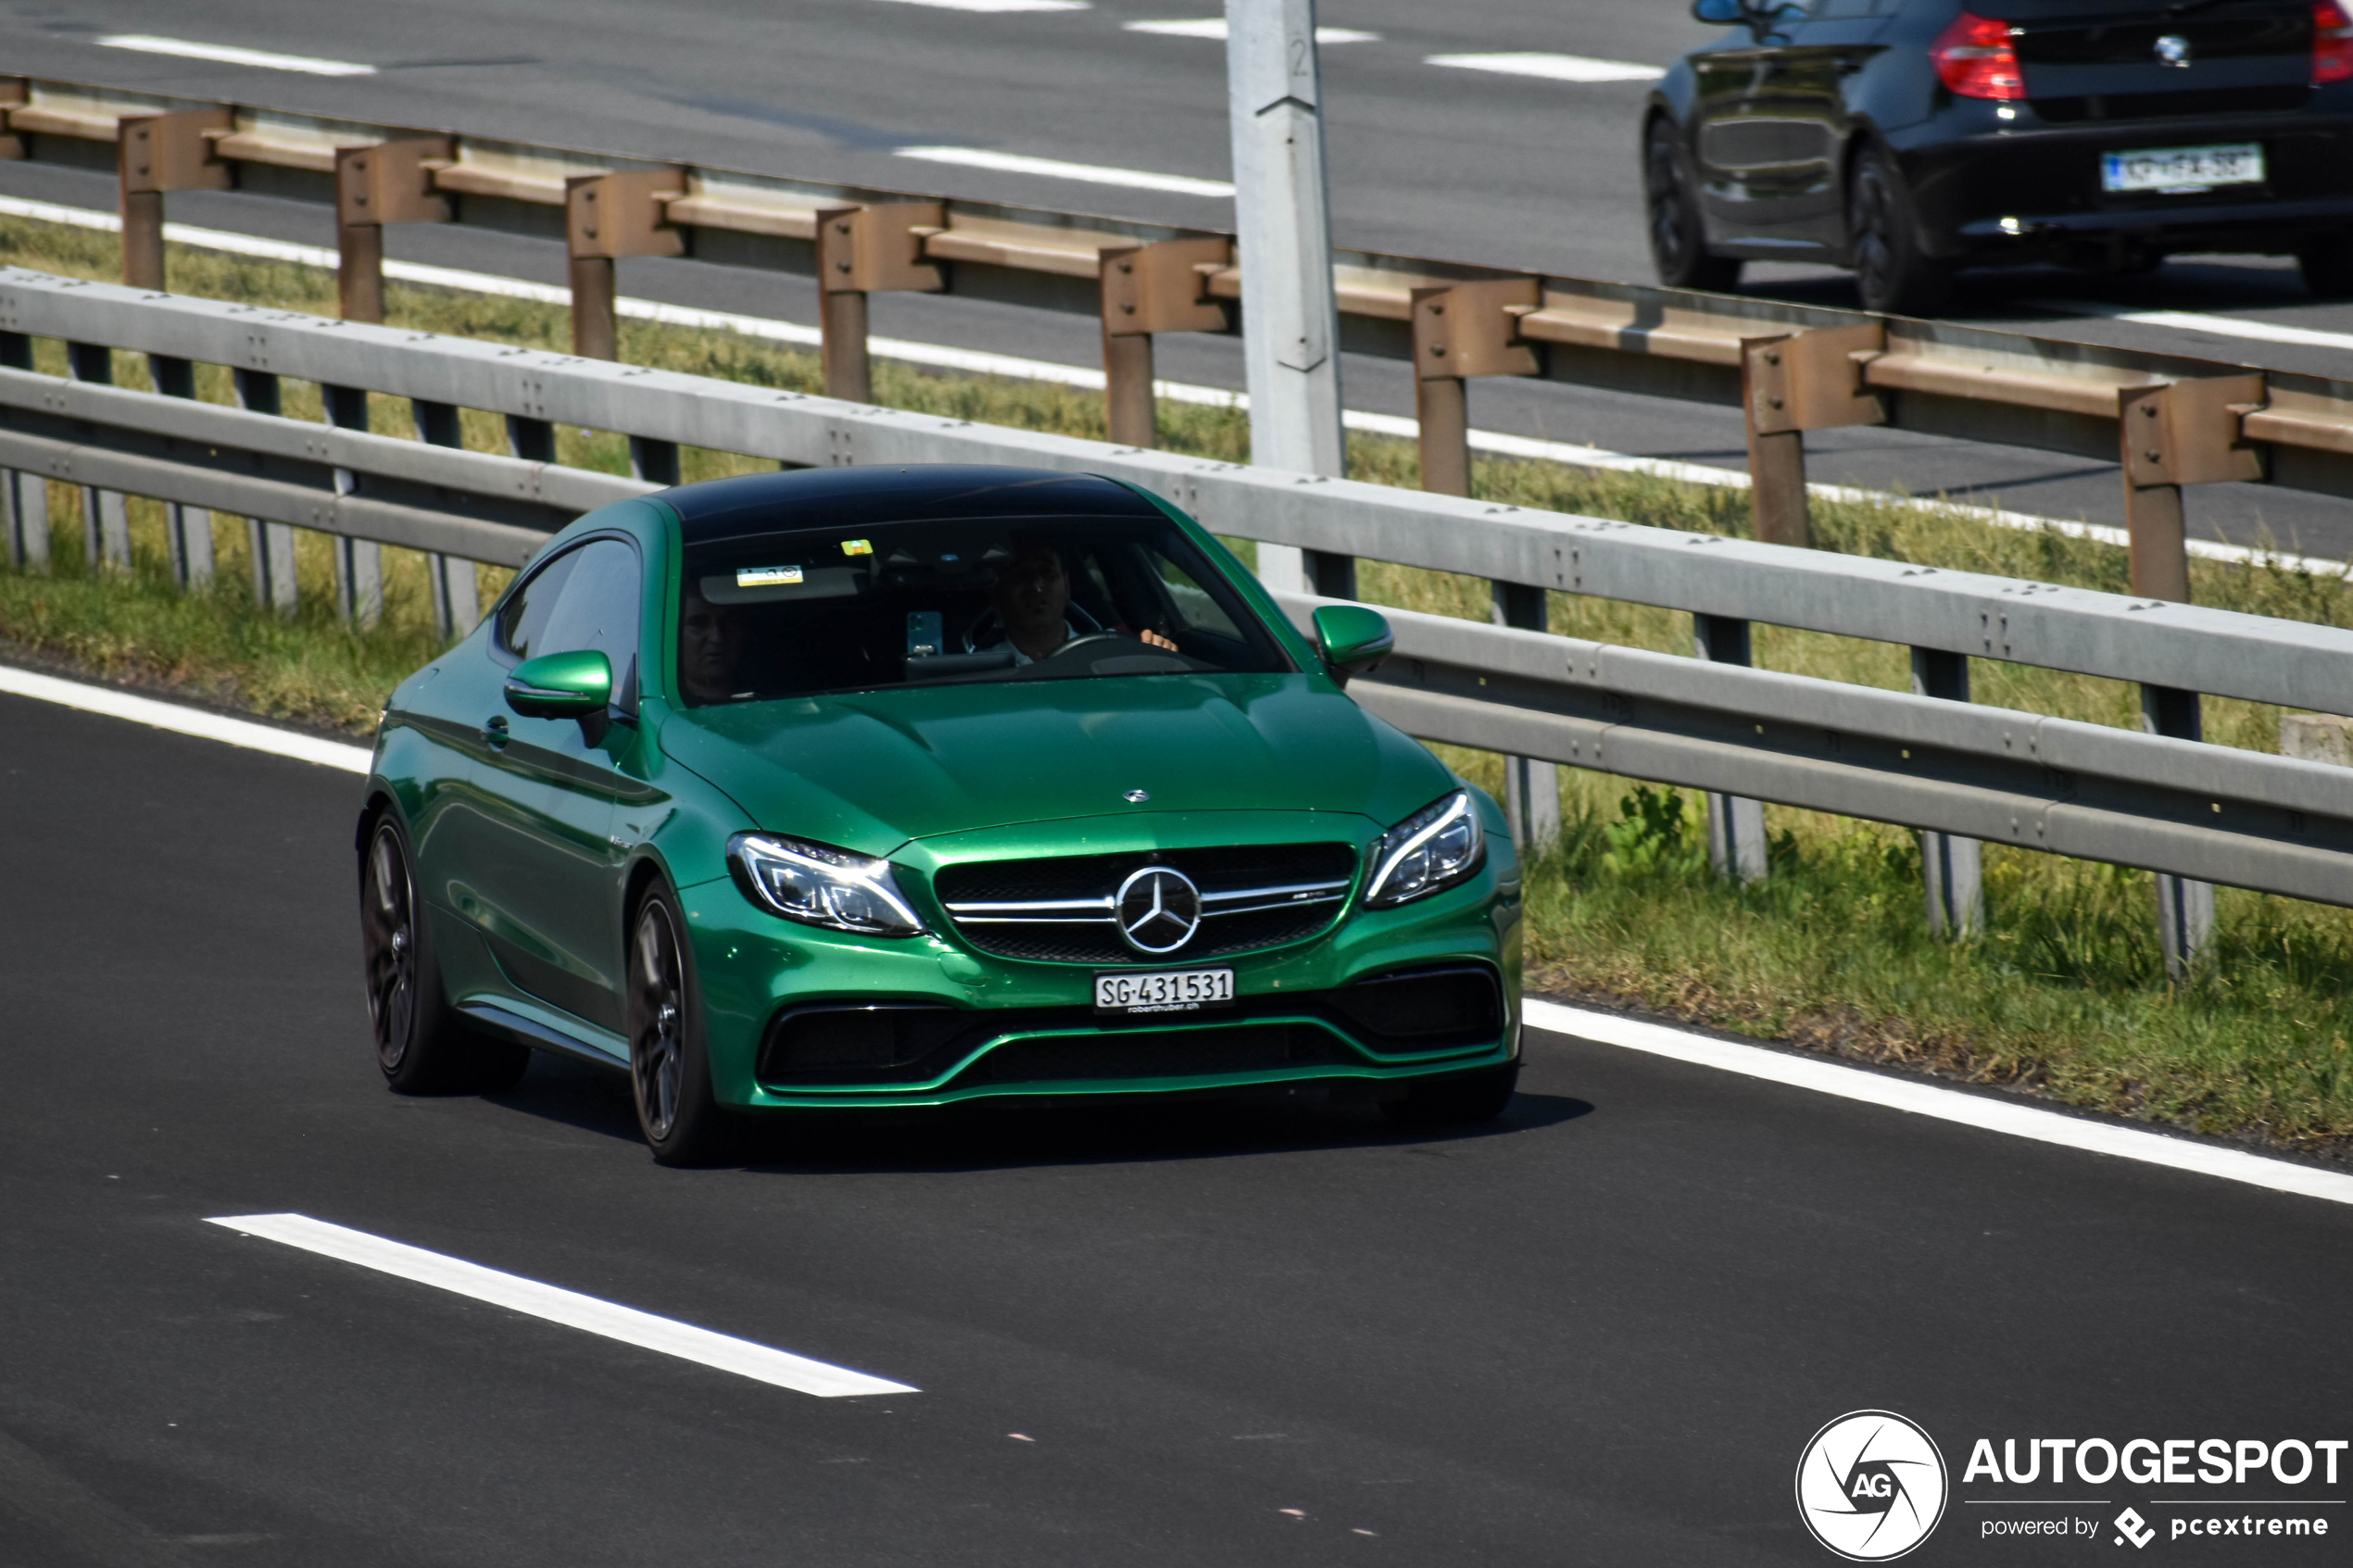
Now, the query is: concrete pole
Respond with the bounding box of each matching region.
[1225,0,1345,596]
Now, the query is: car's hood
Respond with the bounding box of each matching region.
[655,673,1453,855]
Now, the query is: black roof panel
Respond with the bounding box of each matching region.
[663,465,1156,544]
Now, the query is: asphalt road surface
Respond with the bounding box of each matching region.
[6,3,2353,558]
[5,686,2350,1565]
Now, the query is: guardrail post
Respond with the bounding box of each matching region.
[2118,376,2263,976]
[323,384,381,626]
[629,436,680,487]
[1694,612,1767,883]
[147,352,211,587]
[1493,581,1561,851]
[1098,239,1230,449]
[1740,326,1886,548]
[233,368,297,614]
[334,139,455,324]
[116,110,232,292]
[65,342,130,571]
[413,399,479,636]
[1226,0,1347,596]
[1,328,45,572]
[564,169,686,360]
[814,203,945,405]
[1409,279,1540,498]
[1910,647,1982,936]
[505,415,556,464]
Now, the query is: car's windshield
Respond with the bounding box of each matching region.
[675,511,1291,705]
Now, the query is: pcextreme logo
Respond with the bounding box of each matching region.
[1797,1411,1951,1561]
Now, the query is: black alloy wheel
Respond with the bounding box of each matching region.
[1381,1061,1521,1130]
[627,884,733,1165]
[1846,144,1950,317]
[2300,234,2353,301]
[359,814,528,1094]
[1644,117,1742,294]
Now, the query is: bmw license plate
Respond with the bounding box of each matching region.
[1094,968,1234,1013]
[2101,143,2263,194]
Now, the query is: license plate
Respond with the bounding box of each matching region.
[1094,968,1234,1013]
[2101,142,2263,194]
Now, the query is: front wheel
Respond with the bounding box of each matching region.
[1644,118,1742,293]
[359,814,527,1095]
[1381,1062,1520,1130]
[1846,144,1950,317]
[627,884,736,1165]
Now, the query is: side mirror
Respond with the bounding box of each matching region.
[505,650,611,719]
[1313,604,1394,683]
[1691,0,1745,23]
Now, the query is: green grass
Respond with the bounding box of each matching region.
[7,214,2353,1156]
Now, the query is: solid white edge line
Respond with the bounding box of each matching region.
[96,35,377,76]
[892,146,1235,199]
[0,194,2342,573]
[0,664,371,773]
[1426,53,1666,82]
[206,1213,917,1397]
[2028,297,2353,356]
[1523,997,2353,1209]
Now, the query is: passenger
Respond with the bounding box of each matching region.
[982,542,1176,665]
[679,586,748,704]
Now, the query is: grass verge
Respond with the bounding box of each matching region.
[6,215,2353,1159]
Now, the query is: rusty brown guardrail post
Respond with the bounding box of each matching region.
[564,169,685,361]
[1738,323,1884,548]
[116,109,231,291]
[333,138,452,324]
[1098,238,1229,448]
[1408,279,1540,497]
[814,203,945,405]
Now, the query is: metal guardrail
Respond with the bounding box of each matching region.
[6,272,2353,925]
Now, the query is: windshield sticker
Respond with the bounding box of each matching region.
[840,539,873,557]
[736,565,804,588]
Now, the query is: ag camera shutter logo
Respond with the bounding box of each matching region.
[1796,1411,1950,1561]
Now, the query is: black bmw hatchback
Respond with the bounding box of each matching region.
[1643,0,2353,311]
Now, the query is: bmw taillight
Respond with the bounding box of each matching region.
[2317,0,2353,83]
[1931,11,2026,100]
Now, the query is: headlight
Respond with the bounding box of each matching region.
[1365,790,1485,909]
[727,833,928,937]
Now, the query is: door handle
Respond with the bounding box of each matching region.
[482,714,510,749]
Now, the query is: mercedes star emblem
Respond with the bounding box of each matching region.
[1124,788,1150,803]
[1114,866,1201,955]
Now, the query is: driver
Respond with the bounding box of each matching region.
[984,542,1175,665]
[678,586,748,704]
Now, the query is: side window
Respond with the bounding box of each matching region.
[532,538,644,700]
[497,547,583,663]
[1155,553,1243,640]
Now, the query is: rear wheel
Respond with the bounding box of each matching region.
[627,884,735,1165]
[2300,234,2353,300]
[1381,1062,1520,1130]
[1847,144,1950,316]
[1644,118,1742,293]
[360,814,528,1094]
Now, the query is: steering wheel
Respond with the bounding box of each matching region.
[961,602,1102,653]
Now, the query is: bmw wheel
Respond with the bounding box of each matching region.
[360,813,527,1095]
[627,884,734,1165]
[1847,144,1949,317]
[1645,117,1741,294]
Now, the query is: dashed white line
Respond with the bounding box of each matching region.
[1426,52,1665,83]
[1125,19,1379,42]
[2029,298,2353,356]
[1525,998,2353,1210]
[871,0,1089,9]
[97,35,377,76]
[892,145,1234,198]
[0,664,371,773]
[206,1213,918,1397]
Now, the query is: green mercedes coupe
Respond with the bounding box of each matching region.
[359,466,1523,1162]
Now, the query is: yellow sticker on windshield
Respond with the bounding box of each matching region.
[840,539,873,557]
[736,565,803,587]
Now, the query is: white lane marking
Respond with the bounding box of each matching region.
[1125,19,1379,42]
[873,0,1088,8]
[97,35,377,76]
[2028,298,2353,356]
[0,664,371,773]
[892,146,1234,198]
[1,194,2341,575]
[206,1213,918,1397]
[1525,997,2353,1210]
[1426,52,1664,83]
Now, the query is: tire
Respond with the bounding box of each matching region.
[1644,118,1742,294]
[359,812,529,1095]
[2300,234,2353,300]
[1846,144,1950,317]
[1381,1062,1521,1130]
[626,884,736,1165]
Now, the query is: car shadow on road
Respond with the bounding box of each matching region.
[484,1053,1594,1173]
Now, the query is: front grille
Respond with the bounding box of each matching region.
[2032,86,2308,123]
[953,1022,1357,1085]
[934,842,1358,965]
